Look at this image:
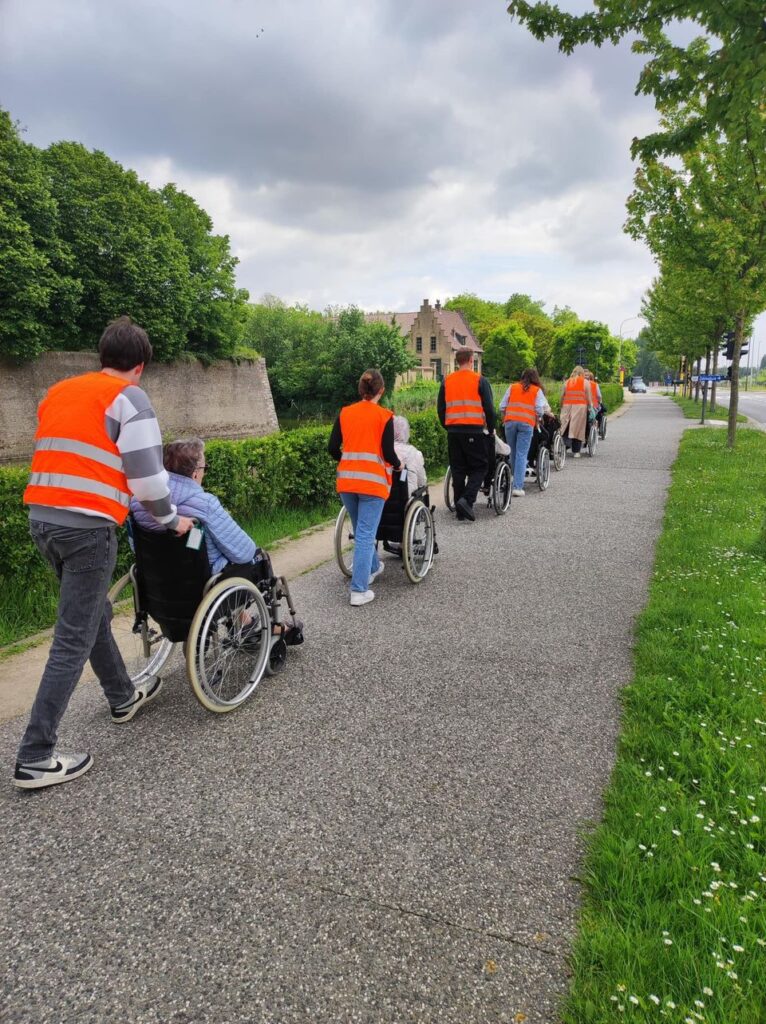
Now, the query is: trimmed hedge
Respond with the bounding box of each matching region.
[0,409,450,588]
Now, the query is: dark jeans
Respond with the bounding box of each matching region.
[17,522,134,763]
[563,426,583,454]
[448,431,489,508]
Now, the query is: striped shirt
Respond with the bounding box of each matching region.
[28,383,178,530]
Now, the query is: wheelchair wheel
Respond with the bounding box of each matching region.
[186,577,271,712]
[107,570,174,683]
[536,447,551,491]
[265,636,288,676]
[402,501,435,583]
[334,505,353,578]
[552,431,566,471]
[586,421,598,457]
[492,460,511,515]
[443,467,455,512]
[599,414,608,440]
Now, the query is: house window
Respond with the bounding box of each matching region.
[473,358,479,372]
[430,336,437,353]
[416,336,422,353]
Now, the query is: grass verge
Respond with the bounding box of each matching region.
[563,428,766,1023]
[668,393,747,423]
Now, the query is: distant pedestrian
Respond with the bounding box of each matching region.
[328,369,401,606]
[559,365,593,458]
[14,316,194,790]
[499,368,551,496]
[437,347,495,521]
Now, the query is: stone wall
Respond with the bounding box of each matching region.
[0,352,279,464]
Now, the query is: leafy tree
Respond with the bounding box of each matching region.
[444,293,505,343]
[43,142,194,360]
[160,184,249,361]
[0,111,81,362]
[506,2,766,159]
[503,292,547,319]
[482,321,536,382]
[551,320,618,380]
[551,305,579,328]
[323,307,415,404]
[508,309,556,375]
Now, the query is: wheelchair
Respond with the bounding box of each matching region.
[525,414,567,491]
[443,450,512,516]
[597,406,608,440]
[107,520,301,713]
[334,473,437,584]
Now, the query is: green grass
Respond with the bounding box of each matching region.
[563,428,766,1023]
[668,393,747,423]
[240,502,338,549]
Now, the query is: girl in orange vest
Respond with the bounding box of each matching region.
[328,369,402,606]
[499,367,550,495]
[559,365,593,458]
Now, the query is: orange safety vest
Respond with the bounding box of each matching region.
[24,372,133,525]
[588,380,600,408]
[562,376,589,407]
[503,382,540,427]
[444,369,486,427]
[336,400,394,501]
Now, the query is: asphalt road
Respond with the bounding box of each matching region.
[0,394,685,1024]
[713,387,766,425]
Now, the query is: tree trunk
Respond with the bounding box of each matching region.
[712,340,719,411]
[727,310,744,450]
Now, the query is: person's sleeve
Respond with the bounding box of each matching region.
[204,493,257,565]
[382,418,402,470]
[535,390,549,414]
[436,383,446,428]
[328,416,343,461]
[480,376,495,431]
[499,386,511,417]
[108,386,179,529]
[413,448,427,488]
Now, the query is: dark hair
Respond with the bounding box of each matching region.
[520,367,541,392]
[98,316,152,371]
[358,368,385,399]
[455,347,473,366]
[163,438,204,478]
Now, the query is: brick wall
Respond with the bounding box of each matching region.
[0,352,279,464]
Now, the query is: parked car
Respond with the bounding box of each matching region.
[629,376,648,394]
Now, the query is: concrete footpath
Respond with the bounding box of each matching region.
[0,394,683,1024]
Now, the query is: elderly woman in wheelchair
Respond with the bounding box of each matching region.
[112,438,303,713]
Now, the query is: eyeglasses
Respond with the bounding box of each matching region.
[196,463,207,471]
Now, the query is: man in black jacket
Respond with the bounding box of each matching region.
[437,348,495,521]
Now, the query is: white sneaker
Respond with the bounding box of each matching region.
[14,751,93,790]
[110,676,163,723]
[512,489,525,497]
[350,589,375,606]
[368,562,385,585]
[573,452,582,459]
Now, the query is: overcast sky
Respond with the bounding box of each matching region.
[3,0,762,352]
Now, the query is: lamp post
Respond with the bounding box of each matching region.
[618,315,645,385]
[594,338,601,378]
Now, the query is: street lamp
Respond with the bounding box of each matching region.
[618,315,645,383]
[594,338,601,378]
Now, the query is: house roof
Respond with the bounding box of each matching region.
[363,305,483,354]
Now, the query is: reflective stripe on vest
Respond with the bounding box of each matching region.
[444,371,485,426]
[503,383,539,427]
[336,401,393,500]
[23,371,132,524]
[562,377,588,406]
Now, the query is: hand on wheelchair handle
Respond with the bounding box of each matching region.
[173,515,195,536]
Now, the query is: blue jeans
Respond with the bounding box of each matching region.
[340,493,385,593]
[504,421,534,490]
[17,522,135,762]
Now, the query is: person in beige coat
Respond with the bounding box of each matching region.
[559,365,593,459]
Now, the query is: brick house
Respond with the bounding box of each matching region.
[365,299,483,382]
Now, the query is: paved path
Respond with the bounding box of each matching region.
[0,395,684,1024]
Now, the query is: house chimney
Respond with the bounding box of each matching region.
[435,299,441,311]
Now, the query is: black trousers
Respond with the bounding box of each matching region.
[448,431,489,508]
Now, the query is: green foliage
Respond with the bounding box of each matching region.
[482,321,536,382]
[390,380,441,415]
[0,111,82,362]
[551,319,618,380]
[244,300,413,410]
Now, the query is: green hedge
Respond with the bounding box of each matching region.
[0,409,449,589]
